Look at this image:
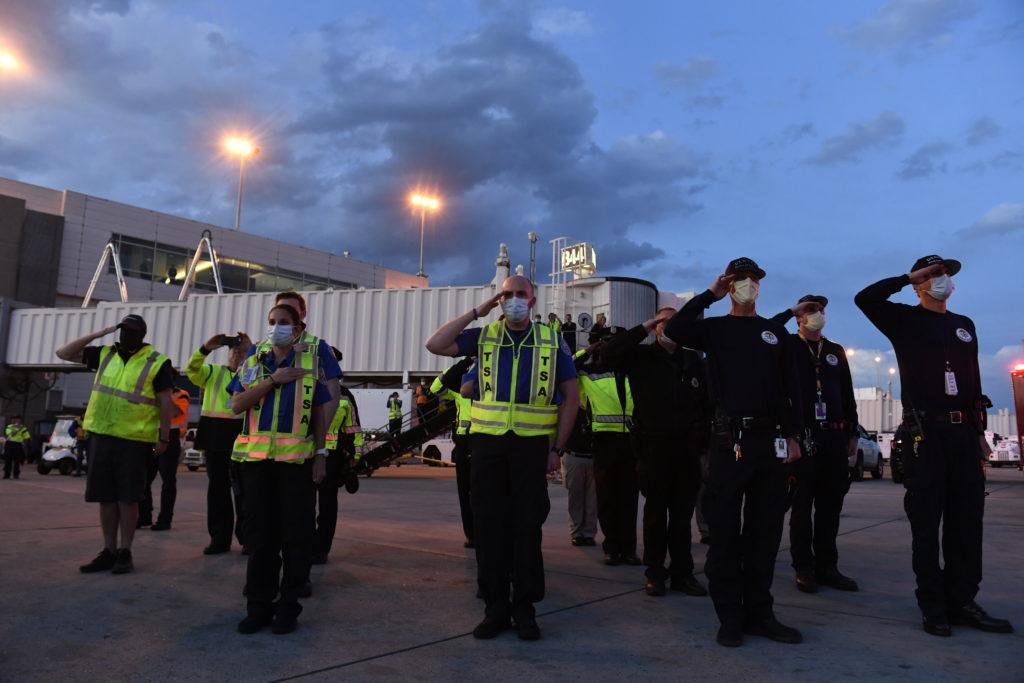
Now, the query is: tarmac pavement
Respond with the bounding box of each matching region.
[0,462,1021,681]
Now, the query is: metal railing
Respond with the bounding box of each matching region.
[82,242,128,308]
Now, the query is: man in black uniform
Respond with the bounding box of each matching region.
[602,310,710,597]
[772,295,860,594]
[665,257,803,648]
[856,255,1013,637]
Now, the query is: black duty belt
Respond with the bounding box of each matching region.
[904,410,969,425]
[714,416,778,432]
[565,451,593,459]
[813,420,848,431]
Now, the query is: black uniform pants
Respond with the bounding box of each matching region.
[637,432,701,581]
[241,459,314,615]
[140,432,180,524]
[470,433,550,620]
[312,452,344,558]
[453,435,474,542]
[903,422,985,619]
[231,461,245,545]
[703,430,788,625]
[3,442,24,478]
[206,449,243,547]
[789,431,851,572]
[388,418,402,436]
[592,432,639,557]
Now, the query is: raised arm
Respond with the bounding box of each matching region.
[425,292,501,356]
[855,264,942,337]
[55,325,118,362]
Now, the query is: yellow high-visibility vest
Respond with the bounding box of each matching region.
[231,341,318,463]
[185,348,241,420]
[83,345,169,443]
[388,398,402,419]
[470,321,559,437]
[431,374,472,435]
[4,424,30,445]
[578,370,634,434]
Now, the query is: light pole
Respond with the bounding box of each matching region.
[224,136,260,231]
[409,192,441,279]
[874,355,882,389]
[887,366,897,430]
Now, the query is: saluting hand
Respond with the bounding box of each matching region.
[270,367,309,385]
[97,325,119,338]
[908,263,944,286]
[475,291,503,317]
[709,274,736,300]
[791,301,818,317]
[785,438,802,464]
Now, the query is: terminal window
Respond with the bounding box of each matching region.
[108,234,358,293]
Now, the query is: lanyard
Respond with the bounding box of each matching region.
[803,337,824,400]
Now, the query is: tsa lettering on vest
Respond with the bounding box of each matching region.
[538,386,547,397]
[955,328,972,343]
[540,371,548,382]
[761,331,778,345]
[826,353,839,366]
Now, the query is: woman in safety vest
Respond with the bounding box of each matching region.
[227,303,330,635]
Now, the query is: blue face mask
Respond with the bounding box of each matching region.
[266,324,295,347]
[501,297,531,323]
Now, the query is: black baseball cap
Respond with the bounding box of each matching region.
[725,257,766,280]
[911,254,961,276]
[797,294,828,309]
[118,314,147,335]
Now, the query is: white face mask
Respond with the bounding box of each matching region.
[803,311,825,332]
[501,297,531,323]
[926,274,954,301]
[730,278,760,305]
[266,324,295,347]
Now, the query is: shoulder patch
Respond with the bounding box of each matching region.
[690,377,699,388]
[825,353,839,366]
[761,330,778,345]
[955,328,973,343]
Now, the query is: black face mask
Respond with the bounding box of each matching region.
[118,327,145,353]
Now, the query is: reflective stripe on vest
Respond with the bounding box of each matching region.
[83,345,168,443]
[325,398,352,445]
[578,371,633,434]
[201,365,239,419]
[455,394,472,435]
[470,321,559,437]
[231,342,316,463]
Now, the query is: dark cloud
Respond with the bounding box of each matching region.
[654,56,720,89]
[781,122,816,144]
[965,116,1001,146]
[595,238,665,271]
[896,141,953,180]
[957,202,1024,238]
[836,0,979,53]
[805,112,906,166]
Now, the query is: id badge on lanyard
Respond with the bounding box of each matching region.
[944,370,958,396]
[814,397,827,421]
[774,437,788,460]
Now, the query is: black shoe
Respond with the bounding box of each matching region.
[570,536,586,546]
[622,554,642,566]
[948,601,1014,633]
[744,615,802,644]
[203,544,230,556]
[310,553,328,565]
[150,521,171,531]
[604,553,621,566]
[464,538,475,549]
[241,546,251,556]
[670,574,708,596]
[237,611,274,634]
[79,548,117,573]
[297,581,313,598]
[716,622,743,647]
[795,570,819,594]
[271,606,302,635]
[111,548,134,575]
[645,578,666,597]
[816,567,859,592]
[514,614,541,641]
[922,615,952,637]
[472,615,510,639]
[583,537,597,546]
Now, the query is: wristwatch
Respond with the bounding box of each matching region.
[315,448,328,457]
[550,446,565,457]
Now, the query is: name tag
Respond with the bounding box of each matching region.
[775,438,788,459]
[814,401,827,421]
[944,371,958,396]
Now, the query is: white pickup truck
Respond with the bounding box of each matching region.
[849,424,884,481]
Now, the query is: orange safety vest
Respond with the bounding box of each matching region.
[171,390,190,431]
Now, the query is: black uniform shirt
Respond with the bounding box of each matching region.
[855,275,983,415]
[771,310,858,436]
[663,290,803,438]
[601,324,712,435]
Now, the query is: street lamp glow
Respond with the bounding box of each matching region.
[409,192,441,211]
[846,348,855,356]
[0,50,21,72]
[874,355,882,363]
[224,136,259,157]
[1014,363,1024,373]
[888,367,896,375]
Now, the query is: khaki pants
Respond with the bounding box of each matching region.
[563,452,597,540]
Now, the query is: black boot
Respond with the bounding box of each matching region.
[744,614,803,644]
[948,601,1014,633]
[922,614,952,637]
[795,570,819,593]
[670,574,708,596]
[816,566,859,592]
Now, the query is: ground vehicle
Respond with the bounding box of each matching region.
[849,424,883,481]
[182,427,204,471]
[988,433,1020,468]
[38,417,83,476]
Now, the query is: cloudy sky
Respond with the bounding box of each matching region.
[1,0,1022,407]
